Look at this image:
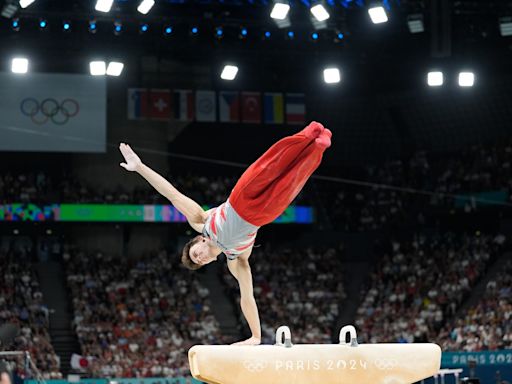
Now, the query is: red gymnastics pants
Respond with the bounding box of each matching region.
[229,121,331,227]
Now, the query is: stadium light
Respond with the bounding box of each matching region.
[19,0,35,8]
[427,71,443,87]
[368,6,388,24]
[90,61,106,76]
[137,0,154,15]
[499,17,512,37]
[11,57,28,74]
[407,14,424,33]
[107,62,124,76]
[95,0,114,13]
[271,3,290,20]
[310,4,330,22]
[221,65,238,80]
[323,67,341,84]
[458,72,475,87]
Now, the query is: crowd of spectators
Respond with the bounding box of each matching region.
[438,260,512,351]
[355,233,507,345]
[221,244,346,344]
[0,241,61,379]
[64,247,225,378]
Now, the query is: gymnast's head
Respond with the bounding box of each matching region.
[181,235,220,270]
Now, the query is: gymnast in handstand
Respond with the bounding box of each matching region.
[119,121,332,345]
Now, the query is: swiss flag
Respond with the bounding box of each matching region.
[148,89,171,121]
[241,92,261,124]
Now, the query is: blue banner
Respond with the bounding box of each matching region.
[442,350,512,367]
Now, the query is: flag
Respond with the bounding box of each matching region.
[127,88,149,120]
[219,91,240,123]
[148,89,171,121]
[173,90,194,122]
[241,92,261,124]
[263,93,284,124]
[285,93,306,125]
[195,90,217,122]
[70,354,92,371]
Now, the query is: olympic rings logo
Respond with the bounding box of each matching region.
[243,360,268,373]
[20,98,80,125]
[373,358,398,370]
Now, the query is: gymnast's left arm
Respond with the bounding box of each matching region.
[229,253,262,346]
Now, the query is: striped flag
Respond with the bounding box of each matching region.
[285,93,306,125]
[263,93,284,124]
[127,88,149,120]
[219,91,240,123]
[195,90,217,122]
[241,92,261,124]
[173,90,194,122]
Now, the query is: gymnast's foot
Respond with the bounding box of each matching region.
[303,121,325,140]
[315,128,332,149]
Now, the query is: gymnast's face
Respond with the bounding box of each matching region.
[189,236,219,266]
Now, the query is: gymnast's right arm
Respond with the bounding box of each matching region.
[119,143,207,231]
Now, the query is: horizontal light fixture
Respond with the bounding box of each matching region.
[11,57,28,74]
[310,4,330,22]
[427,71,443,87]
[90,61,106,76]
[270,3,290,20]
[221,65,239,80]
[368,6,388,24]
[458,72,475,87]
[137,0,155,15]
[107,62,124,76]
[407,14,424,33]
[19,0,36,8]
[499,17,512,37]
[95,0,114,13]
[323,67,340,84]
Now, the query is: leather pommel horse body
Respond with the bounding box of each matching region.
[188,326,442,384]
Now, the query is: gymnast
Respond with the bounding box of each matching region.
[119,121,331,345]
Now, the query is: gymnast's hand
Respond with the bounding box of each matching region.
[231,336,261,346]
[119,143,142,172]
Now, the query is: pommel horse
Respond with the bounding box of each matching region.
[188,325,442,384]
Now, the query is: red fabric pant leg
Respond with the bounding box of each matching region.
[230,128,326,226]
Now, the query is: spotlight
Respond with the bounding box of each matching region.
[323,67,341,84]
[137,0,154,14]
[90,61,106,76]
[114,21,122,35]
[221,65,238,80]
[63,21,71,31]
[499,17,512,37]
[89,20,97,33]
[191,26,198,35]
[310,4,330,22]
[215,27,223,38]
[264,31,271,39]
[458,72,475,87]
[270,3,290,20]
[287,30,295,39]
[407,14,424,33]
[39,19,47,29]
[239,27,248,38]
[311,32,319,40]
[427,71,443,87]
[12,18,20,31]
[164,26,172,35]
[336,32,344,41]
[19,0,36,8]
[95,0,114,13]
[107,62,124,76]
[11,57,28,74]
[368,6,388,24]
[140,23,149,33]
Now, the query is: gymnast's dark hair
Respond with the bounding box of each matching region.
[181,235,204,270]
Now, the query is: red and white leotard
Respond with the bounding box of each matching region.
[202,199,259,260]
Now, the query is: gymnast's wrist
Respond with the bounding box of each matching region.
[135,162,145,173]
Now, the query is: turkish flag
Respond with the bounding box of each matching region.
[148,89,172,121]
[241,92,261,124]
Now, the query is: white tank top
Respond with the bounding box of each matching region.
[202,199,259,260]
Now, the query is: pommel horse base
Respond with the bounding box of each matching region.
[188,325,442,384]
